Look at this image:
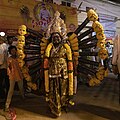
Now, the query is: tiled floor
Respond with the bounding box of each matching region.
[0,73,120,120]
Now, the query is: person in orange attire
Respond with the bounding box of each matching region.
[4,46,24,111]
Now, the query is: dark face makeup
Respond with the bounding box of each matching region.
[52,33,61,45]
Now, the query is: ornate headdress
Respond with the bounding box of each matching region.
[46,11,67,39]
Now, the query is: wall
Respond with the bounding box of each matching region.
[0,0,78,35]
[116,20,120,35]
[76,0,120,38]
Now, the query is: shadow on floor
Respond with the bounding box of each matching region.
[70,102,120,120]
[7,94,120,120]
[12,95,58,118]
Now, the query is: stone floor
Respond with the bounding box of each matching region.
[0,73,120,120]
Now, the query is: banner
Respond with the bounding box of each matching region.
[0,0,78,35]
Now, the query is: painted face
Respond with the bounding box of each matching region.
[96,32,106,40]
[18,25,27,36]
[89,77,100,86]
[17,50,25,59]
[27,81,33,88]
[17,43,24,50]
[97,39,106,48]
[89,78,95,86]
[87,9,98,21]
[98,48,108,60]
[96,70,104,80]
[18,39,25,45]
[52,33,61,45]
[92,21,104,33]
[18,35,25,40]
[22,66,29,74]
[24,74,31,81]
[32,83,37,90]
[17,59,25,68]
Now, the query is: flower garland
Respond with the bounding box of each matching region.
[87,9,108,86]
[63,43,74,95]
[43,41,74,99]
[17,25,37,90]
[67,9,108,86]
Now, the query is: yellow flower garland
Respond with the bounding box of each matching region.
[44,42,74,96]
[17,25,37,90]
[87,9,108,86]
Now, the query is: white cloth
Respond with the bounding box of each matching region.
[0,43,8,68]
[112,34,120,73]
[106,45,113,57]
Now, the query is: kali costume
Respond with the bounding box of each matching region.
[43,11,74,117]
[44,34,74,117]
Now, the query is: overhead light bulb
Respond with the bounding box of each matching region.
[0,32,5,36]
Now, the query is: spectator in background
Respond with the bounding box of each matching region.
[0,36,9,100]
[7,36,13,47]
[106,42,113,58]
[7,36,14,57]
[7,36,17,47]
[112,34,120,80]
[4,46,24,111]
[106,42,113,72]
